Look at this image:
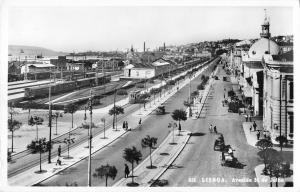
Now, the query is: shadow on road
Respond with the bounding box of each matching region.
[189,132,206,136]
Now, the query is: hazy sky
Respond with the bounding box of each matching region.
[8,6,293,52]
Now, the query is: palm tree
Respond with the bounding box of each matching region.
[53,111,63,135]
[93,164,117,186]
[141,135,157,169]
[123,146,142,185]
[8,119,22,153]
[108,105,124,131]
[171,109,187,134]
[64,103,79,131]
[29,116,44,141]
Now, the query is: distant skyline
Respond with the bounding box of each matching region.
[8,6,293,52]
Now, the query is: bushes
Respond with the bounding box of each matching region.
[136,83,145,88]
[116,89,128,95]
[148,79,155,84]
[228,90,235,97]
[80,122,98,129]
[166,80,175,86]
[197,84,205,90]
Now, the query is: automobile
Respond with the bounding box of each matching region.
[156,105,166,115]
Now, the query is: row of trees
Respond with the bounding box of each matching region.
[92,108,187,186]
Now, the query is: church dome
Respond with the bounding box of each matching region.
[248,38,280,59]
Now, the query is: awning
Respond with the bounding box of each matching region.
[242,86,252,98]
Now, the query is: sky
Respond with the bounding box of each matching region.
[8,6,293,52]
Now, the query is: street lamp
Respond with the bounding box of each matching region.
[63,137,75,159]
[168,121,177,145]
[101,117,106,139]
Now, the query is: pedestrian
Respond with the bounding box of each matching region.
[125,121,128,130]
[209,124,213,133]
[253,121,257,131]
[58,145,61,157]
[56,158,61,166]
[256,131,260,140]
[124,164,130,178]
[213,126,217,134]
[224,93,225,99]
[221,151,225,161]
[249,125,252,132]
[139,118,142,125]
[122,121,126,130]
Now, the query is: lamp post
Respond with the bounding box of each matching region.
[101,117,106,139]
[88,89,93,186]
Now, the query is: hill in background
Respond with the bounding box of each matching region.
[9,45,68,57]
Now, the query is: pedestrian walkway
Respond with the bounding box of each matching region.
[114,130,190,187]
[242,121,293,152]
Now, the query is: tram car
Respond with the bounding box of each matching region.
[129,90,141,104]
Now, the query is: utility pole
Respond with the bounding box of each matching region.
[48,73,52,164]
[112,89,116,130]
[88,89,93,186]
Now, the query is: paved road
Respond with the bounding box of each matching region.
[37,61,217,186]
[158,66,261,186]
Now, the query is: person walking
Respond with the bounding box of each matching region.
[124,164,130,178]
[58,145,61,157]
[122,121,126,130]
[253,121,257,131]
[125,121,128,131]
[213,126,217,134]
[256,131,260,140]
[209,124,213,133]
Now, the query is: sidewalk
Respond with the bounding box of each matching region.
[9,60,212,186]
[114,130,190,187]
[242,121,293,152]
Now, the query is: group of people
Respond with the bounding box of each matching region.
[209,124,218,133]
[122,121,129,131]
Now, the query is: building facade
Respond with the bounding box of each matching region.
[262,51,293,143]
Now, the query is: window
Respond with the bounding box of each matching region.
[289,81,293,100]
[289,114,294,134]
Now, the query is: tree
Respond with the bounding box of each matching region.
[171,109,187,133]
[265,149,283,187]
[8,119,22,153]
[8,102,20,153]
[141,135,157,169]
[93,164,117,186]
[256,139,273,170]
[123,146,142,185]
[64,103,79,130]
[275,135,288,152]
[53,111,63,135]
[28,116,44,141]
[108,105,124,131]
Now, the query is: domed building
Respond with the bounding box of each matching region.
[239,10,277,117]
[248,38,280,60]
